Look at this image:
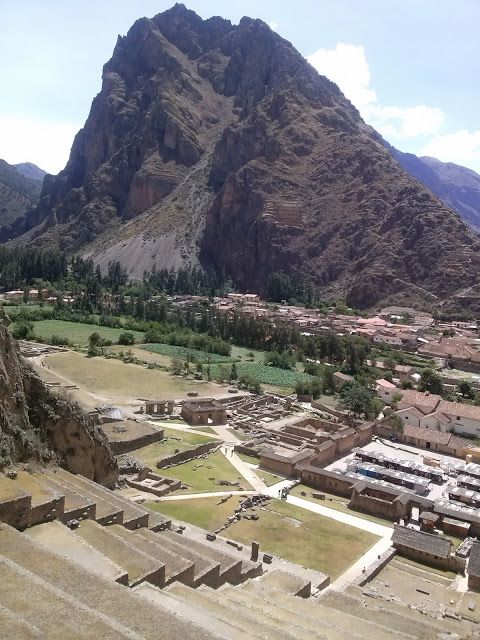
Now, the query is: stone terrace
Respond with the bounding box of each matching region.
[0,465,477,638]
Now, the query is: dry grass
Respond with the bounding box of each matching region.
[43,351,227,402]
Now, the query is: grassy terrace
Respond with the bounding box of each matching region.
[134,448,252,493]
[290,484,394,528]
[146,495,245,531]
[150,497,379,578]
[43,351,225,400]
[32,320,144,345]
[131,427,214,463]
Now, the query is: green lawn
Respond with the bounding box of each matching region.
[131,428,215,465]
[237,453,259,465]
[146,495,244,531]
[32,320,144,345]
[256,469,285,486]
[290,484,394,528]
[137,450,252,493]
[150,496,379,578]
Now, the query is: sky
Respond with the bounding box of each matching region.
[1,0,479,175]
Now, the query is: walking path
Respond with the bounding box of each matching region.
[220,446,268,492]
[283,494,392,537]
[328,534,393,592]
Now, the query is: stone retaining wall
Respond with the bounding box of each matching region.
[156,441,221,469]
[110,430,164,455]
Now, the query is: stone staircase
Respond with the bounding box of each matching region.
[0,466,476,638]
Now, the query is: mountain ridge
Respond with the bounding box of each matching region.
[3,4,480,312]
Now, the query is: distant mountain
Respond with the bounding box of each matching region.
[390,147,480,232]
[3,4,480,313]
[0,159,43,228]
[14,162,47,182]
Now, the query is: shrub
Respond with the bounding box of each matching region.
[118,332,135,346]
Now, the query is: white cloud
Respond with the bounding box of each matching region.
[268,20,278,31]
[307,43,445,141]
[307,43,376,115]
[419,129,480,171]
[0,115,79,174]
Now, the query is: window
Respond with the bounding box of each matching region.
[457,417,461,421]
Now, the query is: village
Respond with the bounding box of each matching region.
[3,288,480,636]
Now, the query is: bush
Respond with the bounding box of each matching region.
[118,332,135,346]
[11,320,34,340]
[50,334,70,346]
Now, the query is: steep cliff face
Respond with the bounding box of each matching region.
[390,146,480,232]
[0,159,43,232]
[7,4,480,310]
[0,309,117,487]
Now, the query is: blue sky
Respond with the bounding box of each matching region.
[1,0,479,174]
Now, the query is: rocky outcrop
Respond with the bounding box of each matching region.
[0,308,117,487]
[5,4,480,311]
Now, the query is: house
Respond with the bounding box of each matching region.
[435,400,480,438]
[180,399,227,426]
[402,425,469,457]
[333,371,353,391]
[468,542,480,591]
[375,379,397,404]
[392,525,452,569]
[396,389,442,414]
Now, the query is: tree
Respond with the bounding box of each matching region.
[338,382,375,421]
[458,380,475,399]
[229,362,238,381]
[88,331,105,356]
[118,332,135,346]
[323,367,336,394]
[418,369,443,395]
[170,358,183,376]
[11,320,34,340]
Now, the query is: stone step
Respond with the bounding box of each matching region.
[0,603,44,639]
[159,529,244,584]
[53,468,149,529]
[46,469,124,525]
[24,520,128,584]
[13,469,65,526]
[123,526,219,587]
[207,585,329,640]
[167,582,302,640]
[0,523,221,640]
[0,556,135,639]
[73,520,164,587]
[244,582,414,640]
[31,470,96,522]
[134,583,252,640]
[141,506,171,531]
[109,525,195,585]
[220,585,346,640]
[321,589,445,639]
[0,474,31,529]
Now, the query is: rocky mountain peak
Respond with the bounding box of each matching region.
[3,6,480,312]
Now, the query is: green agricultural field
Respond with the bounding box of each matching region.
[32,320,144,345]
[206,362,313,388]
[141,343,234,364]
